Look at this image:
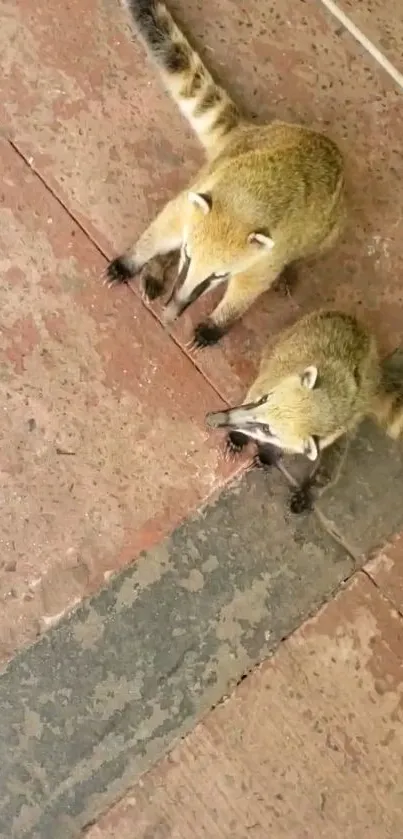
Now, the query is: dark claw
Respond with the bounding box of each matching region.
[289,484,314,515]
[272,263,299,297]
[254,444,280,469]
[192,321,226,349]
[252,453,266,470]
[142,274,165,301]
[311,464,332,489]
[225,431,248,458]
[105,256,136,288]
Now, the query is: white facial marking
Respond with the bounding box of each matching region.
[233,426,280,447]
[188,191,210,214]
[301,365,318,390]
[248,232,275,250]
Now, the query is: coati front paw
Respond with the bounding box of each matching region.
[105,256,136,288]
[192,321,226,349]
[254,444,280,470]
[141,272,165,302]
[272,263,299,298]
[289,484,314,515]
[225,431,248,458]
[140,252,179,303]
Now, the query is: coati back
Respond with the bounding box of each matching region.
[106,1,346,349]
[206,310,403,460]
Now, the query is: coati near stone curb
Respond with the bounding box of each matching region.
[206,310,403,512]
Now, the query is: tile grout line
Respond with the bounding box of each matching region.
[361,565,403,619]
[6,137,232,410]
[125,280,234,408]
[319,0,403,92]
[6,138,117,262]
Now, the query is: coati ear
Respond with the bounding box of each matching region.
[248,230,274,250]
[300,365,318,390]
[188,191,212,215]
[304,435,319,462]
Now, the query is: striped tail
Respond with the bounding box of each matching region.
[123,0,240,154]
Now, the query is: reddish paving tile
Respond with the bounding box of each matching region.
[0,0,201,252]
[0,138,239,668]
[2,1,403,403]
[86,572,403,838]
[335,0,403,72]
[365,532,403,615]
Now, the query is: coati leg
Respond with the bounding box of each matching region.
[291,431,355,514]
[253,443,314,511]
[254,443,282,469]
[225,430,249,458]
[192,259,286,349]
[138,250,180,301]
[255,443,318,515]
[289,485,314,514]
[288,458,322,514]
[105,192,186,301]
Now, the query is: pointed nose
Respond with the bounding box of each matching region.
[205,410,230,428]
[206,404,259,429]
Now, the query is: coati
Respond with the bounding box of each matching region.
[206,310,403,510]
[105,0,346,348]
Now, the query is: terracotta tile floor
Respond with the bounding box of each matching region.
[0,137,239,664]
[1,0,403,834]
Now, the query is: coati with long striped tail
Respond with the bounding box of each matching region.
[105,0,347,348]
[206,310,403,509]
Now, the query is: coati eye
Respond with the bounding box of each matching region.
[211,271,229,280]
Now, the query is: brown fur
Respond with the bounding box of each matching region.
[107,2,346,347]
[206,310,403,458]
